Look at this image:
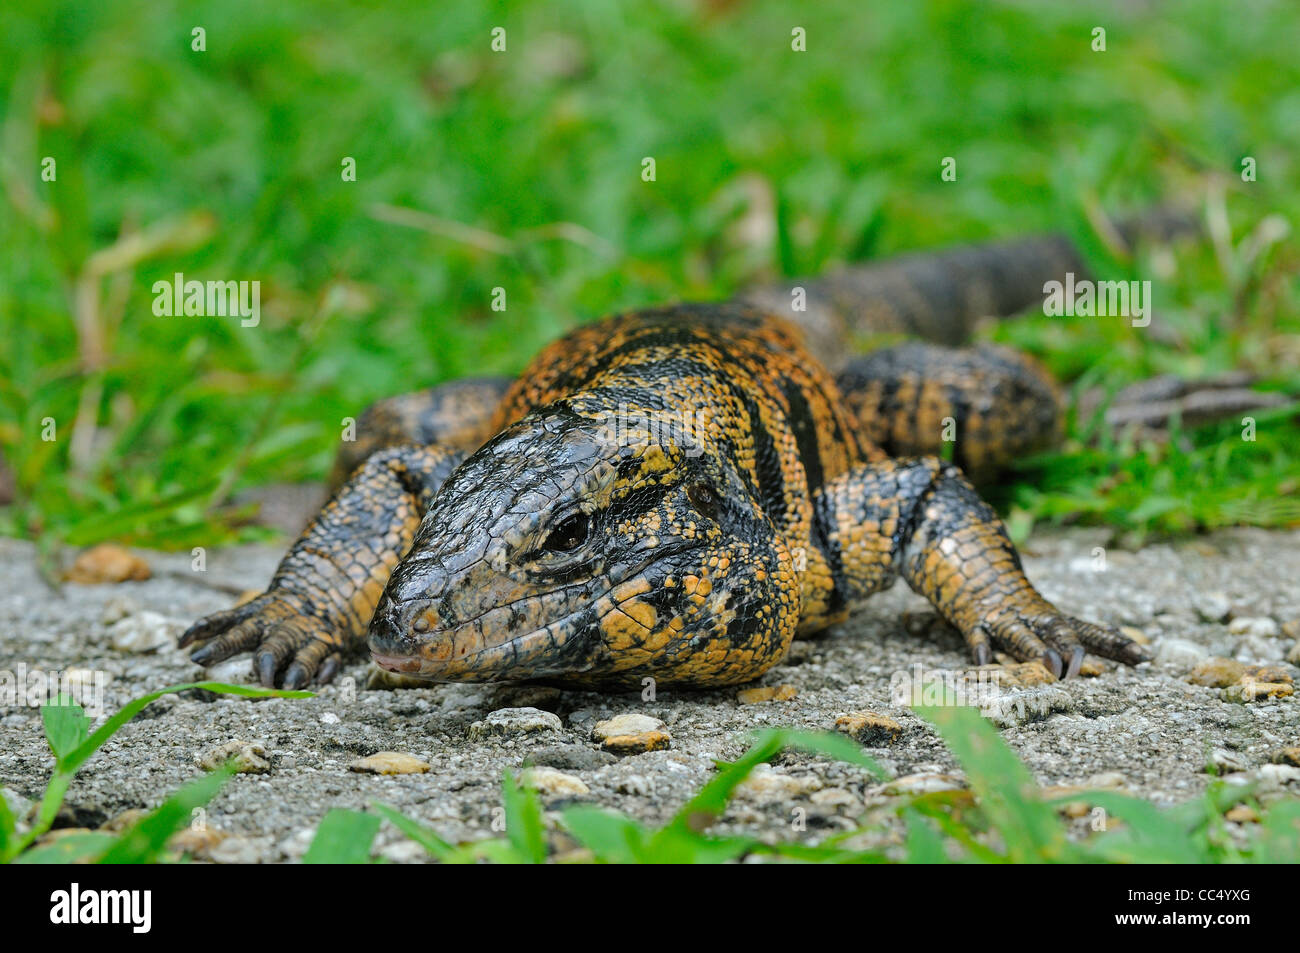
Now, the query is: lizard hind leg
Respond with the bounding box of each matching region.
[835,342,1061,484]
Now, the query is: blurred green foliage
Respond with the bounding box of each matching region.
[1,0,1296,548]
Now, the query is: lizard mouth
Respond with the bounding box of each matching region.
[368,593,600,683]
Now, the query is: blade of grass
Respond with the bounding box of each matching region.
[303,808,380,864]
[1045,790,1211,863]
[902,808,950,863]
[560,806,648,864]
[917,706,1073,862]
[502,770,547,863]
[372,802,458,863]
[62,681,311,776]
[14,832,118,864]
[97,762,237,863]
[41,696,91,762]
[10,681,310,860]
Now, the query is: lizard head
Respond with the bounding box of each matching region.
[367,400,800,688]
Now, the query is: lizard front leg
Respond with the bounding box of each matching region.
[180,444,464,688]
[814,458,1149,676]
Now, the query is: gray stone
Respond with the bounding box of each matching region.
[526,744,617,770]
[107,611,179,653]
[468,707,564,740]
[1227,616,1280,638]
[1155,638,1209,666]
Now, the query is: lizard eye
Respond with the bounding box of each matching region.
[687,482,720,518]
[542,511,590,554]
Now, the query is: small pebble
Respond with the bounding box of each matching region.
[1270,747,1300,767]
[1255,764,1300,790]
[379,840,427,864]
[591,713,664,740]
[834,711,903,745]
[206,835,266,864]
[1193,592,1232,624]
[526,745,616,771]
[617,775,652,796]
[99,595,140,625]
[1207,748,1250,774]
[1086,772,1127,788]
[736,684,798,704]
[602,731,671,755]
[1186,658,1246,688]
[64,544,151,584]
[197,740,271,774]
[809,788,860,809]
[882,773,966,796]
[1227,616,1280,638]
[1222,681,1293,703]
[348,751,430,775]
[169,827,228,857]
[1155,638,1207,666]
[108,611,179,653]
[1232,634,1284,663]
[736,763,821,800]
[521,767,590,797]
[468,707,564,739]
[99,809,149,832]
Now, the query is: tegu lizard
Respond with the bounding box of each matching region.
[182,221,1186,690]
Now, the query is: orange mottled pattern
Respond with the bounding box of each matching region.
[183,244,1153,689]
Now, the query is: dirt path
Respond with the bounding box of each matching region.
[2,528,1296,862]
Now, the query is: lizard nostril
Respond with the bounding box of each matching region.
[413,617,430,633]
[368,607,408,653]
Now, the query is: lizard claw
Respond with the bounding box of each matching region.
[183,593,346,688]
[963,603,1147,677]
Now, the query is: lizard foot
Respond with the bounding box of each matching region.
[963,601,1150,678]
[180,593,347,689]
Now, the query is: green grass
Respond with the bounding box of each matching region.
[1,0,1297,548]
[2,681,309,863]
[10,686,1295,864]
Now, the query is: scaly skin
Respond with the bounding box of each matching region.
[183,230,1155,689]
[834,342,1061,484]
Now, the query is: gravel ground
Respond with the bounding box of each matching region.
[1,527,1297,862]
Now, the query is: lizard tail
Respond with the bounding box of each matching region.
[738,207,1199,368]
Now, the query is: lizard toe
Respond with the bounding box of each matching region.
[282,638,338,690]
[960,624,994,666]
[1067,616,1151,666]
[1035,616,1087,678]
[189,620,265,666]
[315,653,343,685]
[982,613,1053,671]
[179,599,262,649]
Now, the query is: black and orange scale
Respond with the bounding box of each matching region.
[181,225,1174,690]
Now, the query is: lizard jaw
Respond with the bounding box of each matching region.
[368,597,601,683]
